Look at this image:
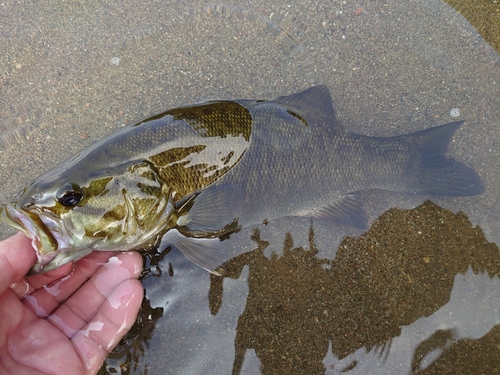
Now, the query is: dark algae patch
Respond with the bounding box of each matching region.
[444,0,500,53]
[104,201,499,374]
[411,325,500,374]
[214,201,499,374]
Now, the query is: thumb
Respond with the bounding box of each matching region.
[0,232,37,294]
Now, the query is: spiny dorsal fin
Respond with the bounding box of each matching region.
[269,85,344,132]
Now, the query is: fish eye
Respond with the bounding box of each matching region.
[56,183,84,207]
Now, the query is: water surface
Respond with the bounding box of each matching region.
[0,0,499,374]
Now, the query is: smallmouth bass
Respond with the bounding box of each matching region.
[0,86,484,274]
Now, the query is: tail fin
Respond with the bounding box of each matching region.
[399,121,484,196]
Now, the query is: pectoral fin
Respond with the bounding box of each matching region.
[176,183,243,233]
[299,194,368,229]
[175,238,228,276]
[163,184,244,275]
[159,228,228,276]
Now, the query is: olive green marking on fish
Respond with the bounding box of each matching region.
[150,145,211,197]
[144,102,254,197]
[149,145,206,167]
[149,144,244,198]
[81,177,114,201]
[166,101,253,141]
[85,202,128,239]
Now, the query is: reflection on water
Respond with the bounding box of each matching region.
[1,0,498,151]
[0,3,317,151]
[0,98,55,148]
[101,201,500,374]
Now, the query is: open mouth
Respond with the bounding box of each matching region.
[0,204,58,269]
[1,204,83,274]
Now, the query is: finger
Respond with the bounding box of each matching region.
[10,262,75,299]
[0,290,26,348]
[46,251,142,336]
[9,276,36,299]
[27,250,121,291]
[22,252,119,318]
[71,279,144,375]
[26,262,75,290]
[0,232,37,294]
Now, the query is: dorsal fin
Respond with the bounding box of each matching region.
[269,85,343,131]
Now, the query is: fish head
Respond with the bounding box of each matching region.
[0,161,174,274]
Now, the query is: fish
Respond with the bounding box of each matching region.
[0,85,484,275]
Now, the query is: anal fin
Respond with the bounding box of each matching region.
[299,194,368,229]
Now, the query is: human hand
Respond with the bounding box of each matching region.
[0,232,144,375]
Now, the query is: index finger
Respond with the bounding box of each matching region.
[0,232,37,293]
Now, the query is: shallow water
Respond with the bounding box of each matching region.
[0,0,499,374]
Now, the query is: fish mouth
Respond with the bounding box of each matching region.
[0,204,60,273]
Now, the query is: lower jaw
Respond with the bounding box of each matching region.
[28,254,57,275]
[1,206,60,269]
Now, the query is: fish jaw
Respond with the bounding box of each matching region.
[28,246,94,275]
[0,204,73,274]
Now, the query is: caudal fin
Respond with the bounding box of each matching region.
[400,121,485,196]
